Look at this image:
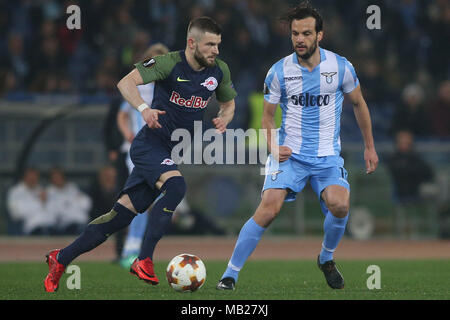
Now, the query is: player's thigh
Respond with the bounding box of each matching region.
[263,155,308,202]
[253,188,288,227]
[321,185,350,218]
[117,193,138,214]
[155,170,183,189]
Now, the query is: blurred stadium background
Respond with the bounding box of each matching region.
[0,0,449,246]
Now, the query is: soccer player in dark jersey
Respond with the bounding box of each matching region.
[44,16,237,292]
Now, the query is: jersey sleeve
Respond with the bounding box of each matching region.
[215,59,237,102]
[119,100,133,113]
[342,59,359,94]
[263,66,281,104]
[134,52,179,85]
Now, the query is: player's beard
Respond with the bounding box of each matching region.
[194,47,216,68]
[295,37,318,60]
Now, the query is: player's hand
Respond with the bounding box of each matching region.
[212,117,227,134]
[272,146,292,162]
[142,109,166,129]
[364,147,378,174]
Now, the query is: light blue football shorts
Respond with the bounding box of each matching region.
[262,153,350,214]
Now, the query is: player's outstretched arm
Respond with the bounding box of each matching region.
[262,100,291,162]
[117,69,165,129]
[117,69,146,108]
[346,85,379,174]
[213,99,235,134]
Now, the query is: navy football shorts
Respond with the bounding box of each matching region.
[119,126,178,212]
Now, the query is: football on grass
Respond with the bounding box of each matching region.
[166,253,206,292]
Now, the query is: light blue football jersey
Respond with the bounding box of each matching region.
[264,48,359,158]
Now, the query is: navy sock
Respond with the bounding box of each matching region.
[138,177,186,260]
[58,203,136,266]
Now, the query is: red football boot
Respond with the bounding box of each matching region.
[44,249,66,292]
[130,257,159,285]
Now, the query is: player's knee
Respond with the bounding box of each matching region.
[256,201,282,226]
[117,194,138,214]
[328,201,349,218]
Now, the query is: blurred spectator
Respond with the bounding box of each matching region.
[390,83,431,137]
[148,0,178,48]
[267,14,292,63]
[119,30,151,71]
[429,81,450,138]
[87,165,125,261]
[3,33,29,89]
[31,36,65,76]
[0,0,447,142]
[426,0,450,84]
[57,17,83,56]
[239,0,270,49]
[46,166,91,235]
[0,68,20,96]
[387,130,434,204]
[6,167,52,235]
[387,129,435,237]
[357,57,391,105]
[88,165,118,220]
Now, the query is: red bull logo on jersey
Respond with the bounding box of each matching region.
[200,77,218,91]
[169,91,209,109]
[161,158,175,165]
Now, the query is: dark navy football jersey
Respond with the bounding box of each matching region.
[134,50,237,146]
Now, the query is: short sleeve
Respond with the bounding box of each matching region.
[134,52,179,85]
[263,67,281,104]
[342,59,359,94]
[215,59,237,102]
[119,100,133,113]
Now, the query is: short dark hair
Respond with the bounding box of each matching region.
[280,1,323,33]
[188,16,222,36]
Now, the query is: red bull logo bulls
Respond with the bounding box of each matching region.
[169,91,209,109]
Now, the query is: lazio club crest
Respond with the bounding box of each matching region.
[270,170,283,181]
[321,72,337,84]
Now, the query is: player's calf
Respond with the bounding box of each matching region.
[138,176,186,260]
[56,203,136,266]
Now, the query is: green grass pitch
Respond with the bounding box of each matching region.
[1,260,449,300]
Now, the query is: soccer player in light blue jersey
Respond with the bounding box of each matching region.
[217,2,379,290]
